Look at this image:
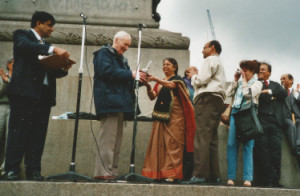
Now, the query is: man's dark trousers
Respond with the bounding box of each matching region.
[5,86,51,174]
[255,114,282,186]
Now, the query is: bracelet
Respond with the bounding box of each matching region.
[148,89,153,94]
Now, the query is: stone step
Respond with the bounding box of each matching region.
[0,181,299,196]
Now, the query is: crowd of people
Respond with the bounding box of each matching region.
[0,11,299,189]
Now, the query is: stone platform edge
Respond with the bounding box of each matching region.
[0,181,299,196]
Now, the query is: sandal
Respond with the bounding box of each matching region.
[165,178,174,182]
[227,179,235,186]
[243,180,251,187]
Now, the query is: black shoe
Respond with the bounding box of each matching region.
[210,178,222,185]
[2,171,20,181]
[271,182,284,188]
[26,171,44,181]
[181,176,208,184]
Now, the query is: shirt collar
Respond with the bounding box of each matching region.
[248,77,256,84]
[31,28,42,41]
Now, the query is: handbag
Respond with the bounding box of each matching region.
[233,88,263,143]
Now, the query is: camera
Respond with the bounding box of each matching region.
[235,69,241,77]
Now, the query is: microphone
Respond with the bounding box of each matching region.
[141,60,152,73]
[80,13,87,19]
[138,23,146,30]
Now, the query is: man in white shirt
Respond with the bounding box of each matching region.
[185,40,226,184]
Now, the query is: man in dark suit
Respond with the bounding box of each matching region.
[255,63,287,187]
[280,74,300,170]
[3,11,71,181]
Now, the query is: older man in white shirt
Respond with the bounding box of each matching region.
[185,40,226,184]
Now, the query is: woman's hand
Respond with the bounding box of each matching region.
[144,81,157,100]
[146,74,157,82]
[240,69,246,80]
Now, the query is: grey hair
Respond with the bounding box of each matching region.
[113,31,131,42]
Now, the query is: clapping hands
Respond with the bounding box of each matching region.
[0,69,9,83]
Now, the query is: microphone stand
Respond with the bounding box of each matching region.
[117,24,153,183]
[46,14,92,182]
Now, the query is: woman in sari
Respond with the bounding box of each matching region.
[141,57,195,182]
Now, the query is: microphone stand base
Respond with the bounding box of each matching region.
[46,171,92,182]
[116,166,153,183]
[117,173,153,183]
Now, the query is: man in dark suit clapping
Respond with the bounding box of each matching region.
[255,62,287,187]
[280,74,300,171]
[3,11,71,181]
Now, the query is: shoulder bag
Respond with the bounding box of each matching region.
[233,88,264,143]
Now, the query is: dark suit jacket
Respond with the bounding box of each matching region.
[7,29,67,106]
[258,80,288,127]
[282,92,300,119]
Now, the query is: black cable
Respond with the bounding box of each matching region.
[83,28,113,176]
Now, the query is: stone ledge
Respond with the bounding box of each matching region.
[0,20,190,49]
[0,181,299,196]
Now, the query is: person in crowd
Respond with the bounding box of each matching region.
[93,31,147,181]
[182,66,198,179]
[183,66,198,102]
[280,74,300,171]
[226,60,262,187]
[3,11,71,181]
[254,62,287,187]
[141,57,195,183]
[0,58,14,175]
[184,40,226,184]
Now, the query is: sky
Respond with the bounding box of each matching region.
[157,0,300,85]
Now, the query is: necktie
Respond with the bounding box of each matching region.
[264,80,269,87]
[288,89,291,96]
[39,39,49,86]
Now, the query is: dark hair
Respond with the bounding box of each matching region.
[31,11,55,28]
[260,62,272,73]
[209,40,222,54]
[163,57,178,75]
[287,74,294,85]
[287,74,293,80]
[239,60,260,74]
